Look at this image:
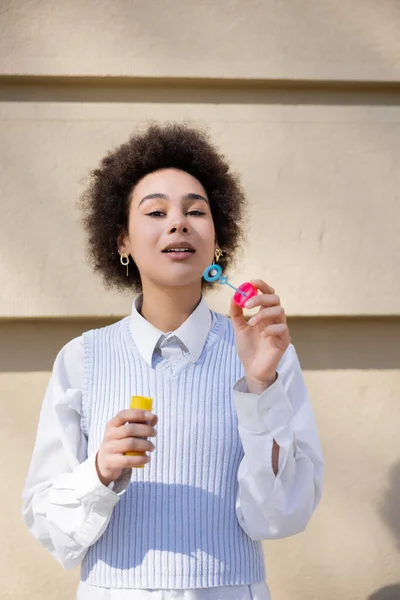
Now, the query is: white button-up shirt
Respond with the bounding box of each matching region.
[22,297,323,600]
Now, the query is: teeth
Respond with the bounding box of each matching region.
[166,248,193,252]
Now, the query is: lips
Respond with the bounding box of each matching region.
[162,242,195,253]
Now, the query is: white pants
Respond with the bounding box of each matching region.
[77,581,271,600]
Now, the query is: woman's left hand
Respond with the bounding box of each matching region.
[230,279,291,395]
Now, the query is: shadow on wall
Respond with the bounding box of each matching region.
[368,462,400,600]
[380,463,400,554]
[368,587,400,600]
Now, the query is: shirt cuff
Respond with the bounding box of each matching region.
[73,454,131,503]
[233,374,294,436]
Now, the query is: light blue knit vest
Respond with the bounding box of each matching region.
[81,313,265,589]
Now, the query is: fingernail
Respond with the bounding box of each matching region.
[145,411,153,419]
[245,299,254,308]
[248,317,256,326]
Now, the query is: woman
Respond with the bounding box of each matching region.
[22,123,323,599]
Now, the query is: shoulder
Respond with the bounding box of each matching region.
[82,317,128,344]
[208,314,302,371]
[52,318,128,387]
[50,318,129,395]
[53,336,84,391]
[211,314,300,367]
[209,311,235,343]
[211,311,232,331]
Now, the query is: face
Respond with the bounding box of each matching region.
[120,168,216,291]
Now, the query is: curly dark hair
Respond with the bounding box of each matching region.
[79,122,246,292]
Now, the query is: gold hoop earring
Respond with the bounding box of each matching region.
[120,253,130,277]
[214,248,223,263]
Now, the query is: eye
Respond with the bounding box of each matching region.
[147,210,166,217]
[186,210,205,216]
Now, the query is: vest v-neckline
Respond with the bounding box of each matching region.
[123,313,228,377]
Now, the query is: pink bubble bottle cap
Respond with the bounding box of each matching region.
[233,281,258,308]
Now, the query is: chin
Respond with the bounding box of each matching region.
[156,271,202,289]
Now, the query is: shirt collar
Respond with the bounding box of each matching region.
[129,295,212,366]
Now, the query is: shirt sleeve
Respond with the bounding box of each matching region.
[21,337,131,570]
[234,344,324,541]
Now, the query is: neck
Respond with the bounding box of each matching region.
[139,282,203,332]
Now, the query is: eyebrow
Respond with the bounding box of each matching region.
[139,192,208,206]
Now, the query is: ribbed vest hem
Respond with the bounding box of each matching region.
[81,570,266,590]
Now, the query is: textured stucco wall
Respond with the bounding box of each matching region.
[0,97,400,317]
[1,0,400,81]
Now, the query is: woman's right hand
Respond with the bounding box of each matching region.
[96,409,158,486]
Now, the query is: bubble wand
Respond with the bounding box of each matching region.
[202,263,258,308]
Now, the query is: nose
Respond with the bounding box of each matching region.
[168,218,190,234]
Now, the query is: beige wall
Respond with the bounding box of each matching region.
[1,90,400,317]
[1,0,400,81]
[1,2,400,599]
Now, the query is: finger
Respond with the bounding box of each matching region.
[115,423,157,440]
[110,409,156,428]
[248,306,286,327]
[249,279,275,295]
[121,454,151,468]
[261,323,290,338]
[245,294,281,310]
[151,414,158,426]
[106,438,155,456]
[143,413,158,427]
[119,437,155,454]
[229,297,246,330]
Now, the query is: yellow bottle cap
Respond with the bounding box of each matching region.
[130,396,153,411]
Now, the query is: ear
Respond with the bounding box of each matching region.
[117,230,131,255]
